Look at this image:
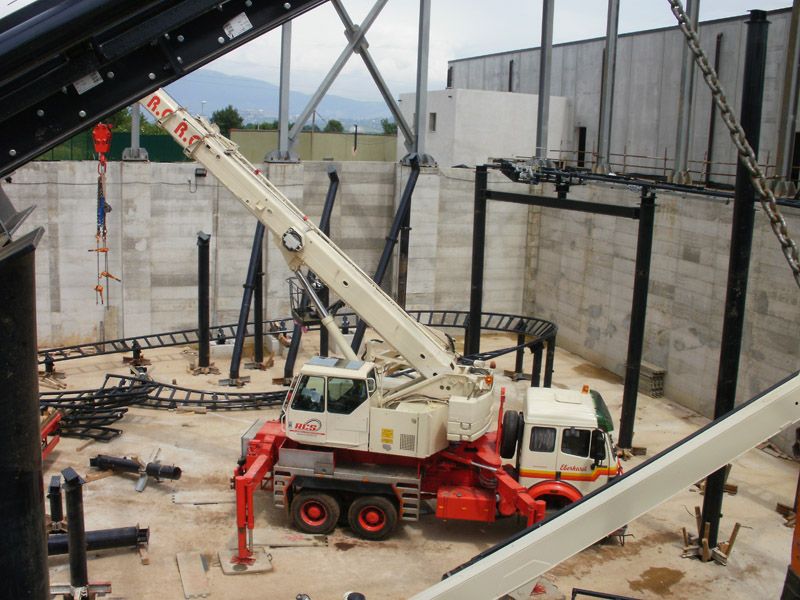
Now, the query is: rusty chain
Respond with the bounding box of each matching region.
[668,0,800,289]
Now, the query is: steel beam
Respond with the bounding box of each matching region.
[485,189,639,220]
[288,0,388,147]
[466,166,488,356]
[197,232,211,368]
[673,0,699,184]
[617,188,656,449]
[331,0,414,151]
[702,10,769,549]
[267,22,295,162]
[408,0,435,166]
[535,0,554,160]
[595,0,620,173]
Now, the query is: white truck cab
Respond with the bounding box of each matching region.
[500,387,619,509]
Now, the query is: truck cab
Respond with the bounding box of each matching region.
[502,387,618,510]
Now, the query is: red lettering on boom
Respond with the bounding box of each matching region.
[146,95,161,111]
[174,121,188,139]
[187,134,201,145]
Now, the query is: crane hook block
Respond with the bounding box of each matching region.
[92,123,113,156]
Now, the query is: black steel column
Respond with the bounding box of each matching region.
[397,161,419,309]
[351,157,420,353]
[702,10,769,549]
[617,187,656,448]
[229,222,265,382]
[253,248,264,364]
[319,167,339,357]
[0,228,49,599]
[514,333,526,375]
[63,467,88,590]
[197,232,211,368]
[466,165,488,356]
[532,343,544,387]
[543,335,556,388]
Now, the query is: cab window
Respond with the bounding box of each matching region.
[561,427,591,457]
[291,376,325,413]
[327,378,368,415]
[529,426,556,453]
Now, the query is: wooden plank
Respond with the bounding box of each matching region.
[176,551,209,599]
[173,492,235,505]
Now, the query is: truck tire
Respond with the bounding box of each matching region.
[347,495,397,541]
[290,491,340,534]
[499,410,522,459]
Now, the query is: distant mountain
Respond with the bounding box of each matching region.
[165,69,392,132]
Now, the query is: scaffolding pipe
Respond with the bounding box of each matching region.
[595,0,620,174]
[535,0,554,161]
[0,227,49,599]
[702,9,769,549]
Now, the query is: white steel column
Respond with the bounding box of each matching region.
[672,0,699,184]
[267,22,294,162]
[122,103,148,161]
[595,0,619,174]
[535,0,554,161]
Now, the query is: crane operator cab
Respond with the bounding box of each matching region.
[284,356,458,458]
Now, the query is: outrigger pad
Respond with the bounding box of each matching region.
[218,547,273,575]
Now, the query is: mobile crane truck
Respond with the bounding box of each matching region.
[140,89,621,569]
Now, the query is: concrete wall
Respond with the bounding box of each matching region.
[231,130,397,163]
[525,181,800,448]
[448,8,792,183]
[396,89,571,167]
[7,160,799,449]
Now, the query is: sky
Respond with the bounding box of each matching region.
[0,0,792,101]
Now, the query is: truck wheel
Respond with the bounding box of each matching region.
[347,496,397,541]
[290,491,340,534]
[499,410,522,459]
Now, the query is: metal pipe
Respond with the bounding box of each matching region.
[412,0,432,161]
[466,166,488,356]
[673,0,699,183]
[0,227,49,599]
[197,232,211,368]
[351,157,420,352]
[535,0,554,160]
[704,33,724,187]
[595,0,620,173]
[229,223,266,381]
[48,526,149,556]
[90,454,182,480]
[318,167,339,357]
[702,10,769,549]
[617,188,656,449]
[63,467,88,589]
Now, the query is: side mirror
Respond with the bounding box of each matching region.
[366,378,377,394]
[591,430,606,466]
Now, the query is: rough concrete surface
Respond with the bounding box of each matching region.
[42,333,797,599]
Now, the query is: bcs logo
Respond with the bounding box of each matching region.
[292,419,322,433]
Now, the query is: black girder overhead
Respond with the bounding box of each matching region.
[0,0,328,177]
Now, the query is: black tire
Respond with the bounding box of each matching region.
[347,495,398,541]
[499,410,522,459]
[290,491,340,535]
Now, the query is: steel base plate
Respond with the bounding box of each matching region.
[218,547,273,575]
